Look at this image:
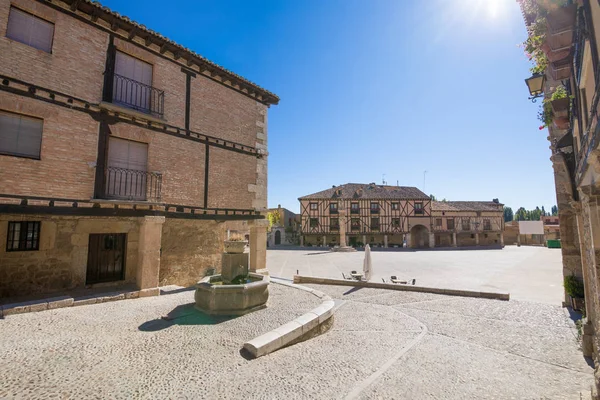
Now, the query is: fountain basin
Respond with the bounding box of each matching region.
[195,273,269,315]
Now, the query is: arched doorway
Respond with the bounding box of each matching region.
[410,225,429,248]
[275,230,281,245]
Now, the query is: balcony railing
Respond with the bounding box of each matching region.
[102,166,162,202]
[370,208,380,214]
[350,208,360,214]
[112,73,165,118]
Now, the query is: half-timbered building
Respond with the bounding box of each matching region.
[0,0,277,299]
[298,183,504,249]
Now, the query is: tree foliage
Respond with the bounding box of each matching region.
[267,210,281,230]
[551,205,558,216]
[503,207,514,222]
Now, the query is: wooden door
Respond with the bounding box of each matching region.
[86,233,126,284]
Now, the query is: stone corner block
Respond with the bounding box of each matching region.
[139,287,160,298]
[243,331,283,358]
[47,296,74,309]
[273,320,303,345]
[294,312,320,334]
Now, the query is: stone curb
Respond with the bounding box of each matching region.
[242,278,336,358]
[292,275,510,301]
[0,288,160,318]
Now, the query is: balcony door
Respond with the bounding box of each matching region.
[113,51,153,112]
[105,137,148,201]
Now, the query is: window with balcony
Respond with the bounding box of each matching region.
[329,202,338,214]
[370,202,380,214]
[330,218,339,231]
[351,218,360,231]
[310,218,318,228]
[371,217,380,231]
[111,51,164,117]
[102,137,162,202]
[391,202,399,210]
[351,202,360,214]
[310,202,318,211]
[392,218,400,228]
[0,110,43,159]
[6,7,54,53]
[483,219,491,231]
[414,202,423,215]
[447,218,455,230]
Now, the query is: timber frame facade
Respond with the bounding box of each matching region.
[298,183,504,249]
[0,0,277,299]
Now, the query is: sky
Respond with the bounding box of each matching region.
[102,0,554,214]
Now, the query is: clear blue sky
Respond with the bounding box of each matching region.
[102,0,554,214]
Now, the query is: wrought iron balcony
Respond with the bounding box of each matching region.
[101,166,162,202]
[112,74,165,118]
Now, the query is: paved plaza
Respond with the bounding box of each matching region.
[267,246,564,304]
[0,276,592,399]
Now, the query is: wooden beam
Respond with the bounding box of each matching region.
[145,36,152,46]
[110,20,119,31]
[90,9,99,22]
[160,43,169,54]
[70,0,80,11]
[173,52,181,60]
[186,58,194,67]
[127,28,137,40]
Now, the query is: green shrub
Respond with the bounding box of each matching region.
[564,275,585,298]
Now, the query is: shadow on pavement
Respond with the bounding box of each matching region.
[138,303,237,332]
[343,287,364,296]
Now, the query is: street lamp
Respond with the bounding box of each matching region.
[525,73,546,102]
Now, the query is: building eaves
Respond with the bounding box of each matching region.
[50,0,279,105]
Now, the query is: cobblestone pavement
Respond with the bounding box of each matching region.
[268,246,564,304]
[0,282,592,399]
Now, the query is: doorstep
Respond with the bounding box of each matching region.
[0,285,160,318]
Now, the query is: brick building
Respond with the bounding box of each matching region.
[298,183,504,248]
[0,0,278,298]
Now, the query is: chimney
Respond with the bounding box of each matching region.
[492,198,499,204]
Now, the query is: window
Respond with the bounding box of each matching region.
[0,111,43,159]
[371,217,380,230]
[330,218,339,230]
[483,219,491,231]
[350,202,359,214]
[310,218,318,228]
[6,7,54,53]
[370,202,380,213]
[351,218,360,231]
[329,202,338,214]
[447,218,455,230]
[436,218,442,227]
[392,218,400,228]
[462,219,470,231]
[391,202,399,210]
[310,203,318,211]
[6,221,40,251]
[113,51,154,112]
[414,202,423,215]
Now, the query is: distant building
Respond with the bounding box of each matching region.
[267,205,300,246]
[298,183,504,248]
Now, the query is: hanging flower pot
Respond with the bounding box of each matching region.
[553,116,570,130]
[550,56,572,80]
[546,4,577,35]
[550,97,570,117]
[541,42,571,62]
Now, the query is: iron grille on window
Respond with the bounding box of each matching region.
[6,221,40,251]
[103,166,162,202]
[112,73,164,117]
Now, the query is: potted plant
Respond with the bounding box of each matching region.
[224,233,248,254]
[549,85,570,116]
[564,275,585,311]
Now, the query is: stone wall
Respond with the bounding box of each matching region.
[0,214,140,298]
[159,218,225,287]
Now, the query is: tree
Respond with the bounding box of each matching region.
[541,206,546,217]
[551,205,558,216]
[530,206,542,221]
[430,194,437,201]
[514,207,528,221]
[267,210,281,230]
[503,206,514,222]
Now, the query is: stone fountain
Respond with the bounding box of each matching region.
[195,238,269,315]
